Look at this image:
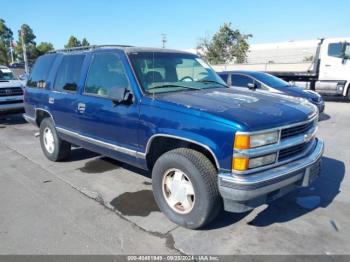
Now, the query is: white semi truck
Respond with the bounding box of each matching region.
[212,38,350,99]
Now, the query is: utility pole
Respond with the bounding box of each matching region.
[21,28,29,75]
[161,33,167,48]
[9,38,14,64]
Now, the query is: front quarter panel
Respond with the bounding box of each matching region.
[139,97,239,171]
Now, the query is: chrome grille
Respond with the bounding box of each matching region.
[0,87,23,97]
[281,121,314,139]
[278,142,309,161]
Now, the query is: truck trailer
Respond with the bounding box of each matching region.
[212,38,350,99]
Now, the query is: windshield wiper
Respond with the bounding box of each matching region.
[147,84,201,91]
[196,79,228,88]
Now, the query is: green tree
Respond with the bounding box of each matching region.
[81,38,90,46]
[197,22,252,64]
[64,36,81,48]
[15,24,37,64]
[36,42,54,56]
[0,18,14,65]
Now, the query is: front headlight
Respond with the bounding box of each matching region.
[234,131,279,149]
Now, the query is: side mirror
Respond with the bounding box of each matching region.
[341,42,350,63]
[247,82,258,90]
[19,74,28,81]
[109,87,133,106]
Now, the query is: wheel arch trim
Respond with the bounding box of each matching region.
[144,134,221,170]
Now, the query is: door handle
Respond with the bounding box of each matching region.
[48,97,54,104]
[325,64,331,67]
[77,103,86,113]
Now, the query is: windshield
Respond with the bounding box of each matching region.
[253,72,290,89]
[0,68,16,81]
[127,52,226,93]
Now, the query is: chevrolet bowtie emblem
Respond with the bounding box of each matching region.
[304,132,313,142]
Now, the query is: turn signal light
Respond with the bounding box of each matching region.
[232,157,249,171]
[234,134,250,150]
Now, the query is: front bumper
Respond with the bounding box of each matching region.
[218,138,324,213]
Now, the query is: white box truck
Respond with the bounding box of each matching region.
[212,38,350,99]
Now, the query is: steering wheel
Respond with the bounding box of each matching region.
[180,76,194,82]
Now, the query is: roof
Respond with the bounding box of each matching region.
[218,70,276,80]
[124,47,192,54]
[218,70,265,76]
[49,45,194,55]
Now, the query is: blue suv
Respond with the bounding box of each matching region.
[23,46,324,229]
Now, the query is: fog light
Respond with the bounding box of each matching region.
[232,157,249,171]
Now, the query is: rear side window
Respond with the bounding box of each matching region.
[27,54,56,88]
[53,54,85,92]
[328,43,343,58]
[84,52,129,97]
[231,74,253,87]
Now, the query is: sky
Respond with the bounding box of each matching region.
[2,0,350,49]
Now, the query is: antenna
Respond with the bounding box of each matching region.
[161,33,167,48]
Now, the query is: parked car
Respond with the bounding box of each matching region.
[218,70,325,113]
[0,65,24,114]
[23,46,324,229]
[9,62,25,69]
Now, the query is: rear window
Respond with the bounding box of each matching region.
[27,54,57,88]
[53,54,85,93]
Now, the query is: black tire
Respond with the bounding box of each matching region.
[152,148,222,229]
[39,117,71,161]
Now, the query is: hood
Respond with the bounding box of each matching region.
[155,87,317,131]
[272,85,321,102]
[0,80,23,89]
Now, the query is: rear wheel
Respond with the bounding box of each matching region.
[152,148,222,229]
[39,118,71,161]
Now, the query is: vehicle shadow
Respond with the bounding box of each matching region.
[202,210,251,230]
[0,113,26,126]
[323,96,349,103]
[318,112,331,122]
[66,147,99,162]
[71,148,151,178]
[246,156,344,227]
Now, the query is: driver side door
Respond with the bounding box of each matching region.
[77,51,140,163]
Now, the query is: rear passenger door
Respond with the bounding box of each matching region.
[49,54,86,132]
[77,51,139,162]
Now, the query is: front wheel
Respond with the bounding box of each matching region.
[152,148,222,229]
[39,118,71,161]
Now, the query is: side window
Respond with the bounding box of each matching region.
[219,73,229,84]
[328,43,343,58]
[27,54,57,88]
[84,53,130,97]
[231,74,253,87]
[344,43,350,58]
[54,54,85,92]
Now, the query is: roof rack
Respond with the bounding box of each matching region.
[48,45,133,54]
